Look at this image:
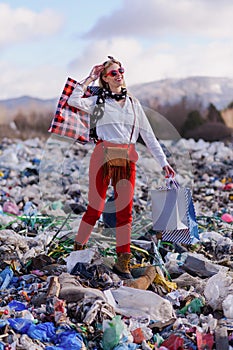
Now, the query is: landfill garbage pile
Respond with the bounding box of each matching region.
[0,135,232,350]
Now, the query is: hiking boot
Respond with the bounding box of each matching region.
[113,252,133,279]
[123,265,156,290]
[73,242,85,251]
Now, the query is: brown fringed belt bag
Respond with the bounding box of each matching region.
[104,146,129,168]
[103,97,136,185]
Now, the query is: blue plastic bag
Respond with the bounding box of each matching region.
[27,322,56,342]
[46,330,83,350]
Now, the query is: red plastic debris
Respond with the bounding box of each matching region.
[223,183,233,190]
[196,329,214,350]
[3,201,20,215]
[131,327,145,344]
[161,334,184,350]
[221,213,233,223]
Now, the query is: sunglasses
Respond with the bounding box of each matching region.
[105,67,125,77]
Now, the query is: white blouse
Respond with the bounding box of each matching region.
[68,84,169,168]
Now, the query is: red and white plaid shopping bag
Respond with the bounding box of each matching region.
[48,77,99,144]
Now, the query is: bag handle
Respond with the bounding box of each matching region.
[166,177,180,189]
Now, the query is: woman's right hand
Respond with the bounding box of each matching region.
[89,64,105,80]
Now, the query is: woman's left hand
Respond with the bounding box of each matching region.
[163,165,176,178]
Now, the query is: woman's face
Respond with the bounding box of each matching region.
[103,63,124,91]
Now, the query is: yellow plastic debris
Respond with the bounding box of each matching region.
[154,273,177,292]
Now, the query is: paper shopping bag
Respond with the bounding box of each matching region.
[151,186,199,244]
[151,187,189,231]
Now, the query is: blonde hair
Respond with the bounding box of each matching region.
[99,58,126,89]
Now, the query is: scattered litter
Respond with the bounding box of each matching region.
[0,136,232,349]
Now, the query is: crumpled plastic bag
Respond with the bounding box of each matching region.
[8,319,83,349]
[102,315,125,350]
[222,294,233,318]
[204,270,233,310]
[108,286,174,324]
[46,330,83,350]
[65,249,97,273]
[160,334,184,350]
[3,201,20,215]
[196,329,214,350]
[16,334,45,350]
[0,230,29,257]
[27,322,56,342]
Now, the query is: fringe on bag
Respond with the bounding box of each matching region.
[103,162,131,186]
[103,148,131,186]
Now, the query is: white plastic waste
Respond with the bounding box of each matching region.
[107,286,175,324]
[204,270,233,310]
[200,231,233,248]
[222,294,233,319]
[66,248,97,273]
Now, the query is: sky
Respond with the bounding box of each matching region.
[1,0,233,100]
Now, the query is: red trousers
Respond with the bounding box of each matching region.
[75,141,138,253]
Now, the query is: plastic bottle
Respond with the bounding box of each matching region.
[8,318,33,334]
[8,300,27,312]
[0,266,14,290]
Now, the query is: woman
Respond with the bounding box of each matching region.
[68,56,175,279]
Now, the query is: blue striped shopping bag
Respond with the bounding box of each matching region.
[151,180,199,244]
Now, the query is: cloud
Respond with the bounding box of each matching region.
[0,60,67,99]
[1,36,233,100]
[68,38,142,74]
[71,0,233,86]
[68,37,233,88]
[0,3,63,48]
[82,0,233,40]
[178,41,233,78]
[1,0,233,100]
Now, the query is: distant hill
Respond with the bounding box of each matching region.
[1,76,233,120]
[0,76,232,141]
[129,76,233,138]
[0,95,55,110]
[0,96,56,123]
[130,76,233,111]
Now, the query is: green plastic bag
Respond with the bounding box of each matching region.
[179,297,204,314]
[102,315,125,350]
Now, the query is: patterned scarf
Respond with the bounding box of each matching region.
[90,87,127,140]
